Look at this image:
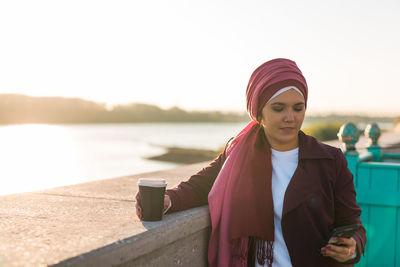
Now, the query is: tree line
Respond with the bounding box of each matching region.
[0,94,396,125]
[0,94,249,124]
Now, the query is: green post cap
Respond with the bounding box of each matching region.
[337,122,360,151]
[364,122,381,148]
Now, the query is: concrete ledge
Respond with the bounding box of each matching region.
[55,206,211,267]
[0,161,212,267]
[125,227,210,267]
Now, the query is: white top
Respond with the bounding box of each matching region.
[256,147,299,267]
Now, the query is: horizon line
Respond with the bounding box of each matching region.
[0,93,399,117]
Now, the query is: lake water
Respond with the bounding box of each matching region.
[0,121,393,196]
[0,122,248,196]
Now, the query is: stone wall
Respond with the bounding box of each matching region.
[0,162,212,267]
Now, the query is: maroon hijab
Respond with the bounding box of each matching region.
[208,58,308,267]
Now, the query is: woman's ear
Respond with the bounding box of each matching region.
[257,114,264,127]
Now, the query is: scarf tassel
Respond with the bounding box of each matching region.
[256,239,273,267]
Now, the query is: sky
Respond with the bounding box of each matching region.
[0,0,399,115]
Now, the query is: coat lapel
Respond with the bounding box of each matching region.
[282,131,334,216]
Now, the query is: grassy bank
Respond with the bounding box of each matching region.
[302,122,344,142]
[146,147,220,164]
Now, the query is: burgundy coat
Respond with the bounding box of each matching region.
[166,132,366,266]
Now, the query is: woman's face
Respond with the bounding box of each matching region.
[259,89,306,151]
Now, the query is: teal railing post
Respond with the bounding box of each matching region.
[364,122,382,162]
[338,122,400,266]
[338,122,361,176]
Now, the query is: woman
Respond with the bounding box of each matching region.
[136,58,366,266]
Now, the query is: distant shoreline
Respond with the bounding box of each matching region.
[0,94,397,125]
[0,94,248,125]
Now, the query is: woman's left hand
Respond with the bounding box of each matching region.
[321,237,357,263]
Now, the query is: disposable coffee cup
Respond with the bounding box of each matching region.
[137,178,167,221]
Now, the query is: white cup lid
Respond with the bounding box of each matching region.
[138,178,167,187]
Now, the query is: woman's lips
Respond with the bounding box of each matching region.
[280,127,295,133]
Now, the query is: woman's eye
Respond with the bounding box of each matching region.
[272,108,283,112]
[294,107,304,112]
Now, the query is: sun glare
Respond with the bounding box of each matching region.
[0,124,83,195]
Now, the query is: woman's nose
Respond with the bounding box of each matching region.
[284,111,294,122]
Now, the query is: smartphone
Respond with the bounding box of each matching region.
[327,224,361,246]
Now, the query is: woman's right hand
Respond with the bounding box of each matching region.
[135,192,171,220]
